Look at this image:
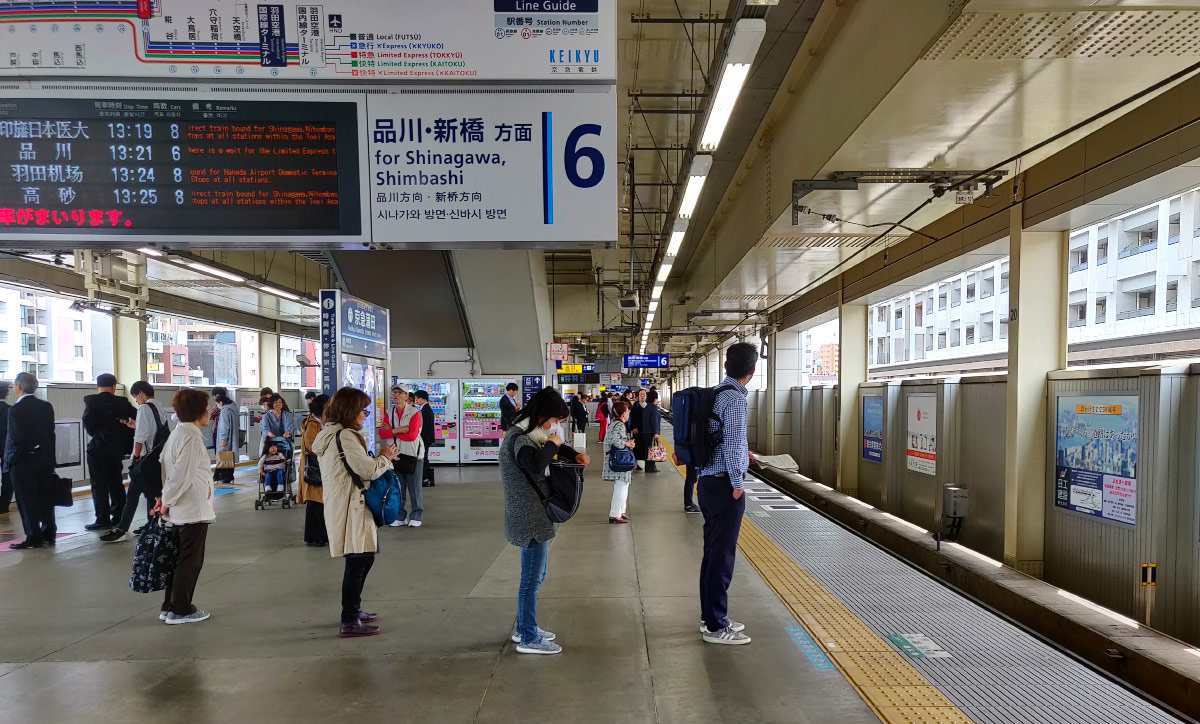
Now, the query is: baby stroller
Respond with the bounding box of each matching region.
[254,436,297,510]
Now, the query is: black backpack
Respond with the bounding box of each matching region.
[129,404,170,484]
[514,434,585,523]
[670,383,736,468]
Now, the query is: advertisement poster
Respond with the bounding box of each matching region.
[906,394,936,476]
[862,395,884,463]
[0,1,617,82]
[1054,395,1138,525]
[368,87,616,244]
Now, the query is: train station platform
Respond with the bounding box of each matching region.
[0,428,1186,724]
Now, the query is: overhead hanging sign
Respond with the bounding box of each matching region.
[548,342,569,361]
[624,354,669,369]
[0,95,364,242]
[1054,395,1138,526]
[367,87,615,244]
[0,1,617,82]
[906,393,936,476]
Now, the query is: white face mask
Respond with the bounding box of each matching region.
[525,421,563,447]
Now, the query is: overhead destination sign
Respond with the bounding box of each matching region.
[367,87,616,244]
[0,96,362,239]
[624,354,669,369]
[0,1,616,82]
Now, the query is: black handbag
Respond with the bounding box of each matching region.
[304,449,323,486]
[393,454,418,475]
[514,434,585,524]
[54,475,74,507]
[129,513,179,593]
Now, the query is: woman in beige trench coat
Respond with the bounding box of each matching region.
[313,387,397,638]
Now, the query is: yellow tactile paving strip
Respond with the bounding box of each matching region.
[660,438,973,724]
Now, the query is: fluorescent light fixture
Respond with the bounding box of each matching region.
[646,312,655,324]
[657,262,673,283]
[138,247,163,257]
[648,300,659,313]
[678,155,712,219]
[259,284,300,301]
[1057,589,1139,628]
[700,19,766,151]
[651,284,664,300]
[306,300,321,309]
[187,262,245,284]
[667,219,688,255]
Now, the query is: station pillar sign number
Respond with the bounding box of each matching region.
[548,343,569,362]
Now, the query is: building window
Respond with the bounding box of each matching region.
[0,331,6,343]
[938,331,947,349]
[21,333,36,355]
[73,319,83,333]
[173,374,186,384]
[966,325,975,344]
[0,301,6,314]
[980,313,994,342]
[22,361,36,373]
[938,291,948,310]
[1001,264,1010,292]
[1169,213,1181,245]
[926,326,933,351]
[951,320,961,346]
[1167,281,1178,312]
[1070,245,1088,273]
[1068,302,1087,327]
[1000,316,1009,340]
[1097,239,1109,265]
[75,371,84,381]
[951,281,962,307]
[173,353,186,366]
[894,307,903,330]
[914,302,923,327]
[1096,297,1107,323]
[966,282,976,302]
[0,360,8,373]
[74,345,84,358]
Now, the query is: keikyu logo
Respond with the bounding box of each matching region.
[549,49,600,64]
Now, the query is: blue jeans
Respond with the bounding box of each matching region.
[516,540,550,644]
[264,468,284,491]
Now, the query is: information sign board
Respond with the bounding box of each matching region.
[906,394,936,476]
[367,87,616,244]
[623,354,669,369]
[1054,395,1138,526]
[0,1,617,82]
[548,342,569,361]
[862,395,884,463]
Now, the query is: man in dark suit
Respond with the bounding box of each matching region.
[82,373,137,530]
[4,372,57,549]
[499,382,520,431]
[0,381,12,514]
[414,390,436,487]
[569,392,589,435]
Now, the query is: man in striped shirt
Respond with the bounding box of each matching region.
[698,342,758,645]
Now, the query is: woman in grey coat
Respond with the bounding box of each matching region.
[498,388,590,656]
[213,395,239,484]
[602,400,635,523]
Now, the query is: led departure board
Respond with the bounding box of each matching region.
[0,97,361,237]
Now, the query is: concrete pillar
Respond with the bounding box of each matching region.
[838,299,867,495]
[113,316,146,388]
[1004,205,1067,578]
[259,331,280,393]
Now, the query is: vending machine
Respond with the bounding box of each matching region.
[320,290,389,455]
[393,378,460,464]
[460,379,511,463]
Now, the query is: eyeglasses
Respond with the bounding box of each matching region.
[359,409,370,416]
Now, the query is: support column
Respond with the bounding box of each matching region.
[113,316,146,389]
[1004,205,1067,578]
[838,298,867,496]
[259,331,280,393]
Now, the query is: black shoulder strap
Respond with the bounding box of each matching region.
[335,430,366,491]
[148,402,167,433]
[511,432,549,503]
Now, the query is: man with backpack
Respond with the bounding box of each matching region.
[672,343,758,646]
[100,381,168,542]
[83,373,137,531]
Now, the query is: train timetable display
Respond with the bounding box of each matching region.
[0,98,361,237]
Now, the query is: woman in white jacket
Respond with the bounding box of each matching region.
[314,387,398,638]
[160,388,217,625]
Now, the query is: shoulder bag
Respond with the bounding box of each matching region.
[335,430,387,527]
[302,419,323,487]
[513,434,585,524]
[608,444,637,473]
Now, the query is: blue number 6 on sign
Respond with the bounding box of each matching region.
[566,124,605,189]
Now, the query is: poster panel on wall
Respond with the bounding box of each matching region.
[862,395,884,463]
[0,1,616,82]
[367,86,616,244]
[1054,395,1138,526]
[906,393,936,476]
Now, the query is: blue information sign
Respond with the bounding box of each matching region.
[522,376,544,407]
[862,395,884,463]
[319,290,338,394]
[339,296,389,359]
[640,379,653,386]
[257,4,287,66]
[624,354,669,369]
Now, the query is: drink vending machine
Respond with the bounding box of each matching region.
[460,379,509,463]
[392,378,459,464]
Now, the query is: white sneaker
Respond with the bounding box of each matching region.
[165,609,211,625]
[511,627,556,643]
[159,611,168,622]
[702,625,751,645]
[700,618,745,633]
[408,520,422,528]
[516,638,562,655]
[388,519,404,527]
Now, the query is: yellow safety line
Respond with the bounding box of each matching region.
[660,436,972,724]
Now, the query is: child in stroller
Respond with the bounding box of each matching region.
[255,437,295,510]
